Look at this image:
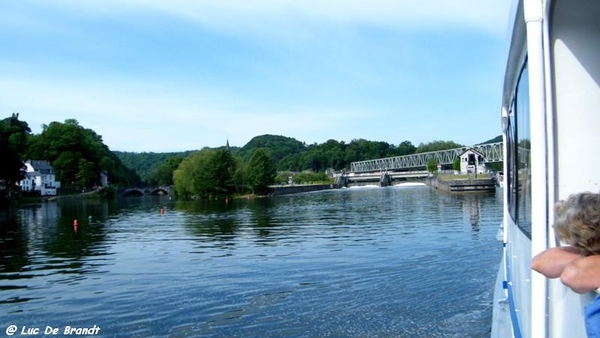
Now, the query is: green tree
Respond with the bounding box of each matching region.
[0,113,31,197]
[237,134,305,164]
[189,151,214,199]
[397,140,417,156]
[453,157,461,172]
[173,149,237,199]
[173,153,199,199]
[26,119,140,189]
[114,150,193,184]
[76,159,97,188]
[416,140,464,153]
[292,171,331,184]
[278,154,300,171]
[426,157,438,173]
[275,171,291,185]
[148,157,184,186]
[245,149,277,196]
[231,156,246,194]
[209,149,237,198]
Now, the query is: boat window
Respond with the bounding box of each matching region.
[516,63,532,237]
[506,60,532,238]
[507,102,517,222]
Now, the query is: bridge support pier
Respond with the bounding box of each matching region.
[380,173,392,187]
[334,175,348,188]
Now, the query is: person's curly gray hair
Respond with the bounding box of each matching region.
[554,192,600,256]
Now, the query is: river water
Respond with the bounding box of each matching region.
[1,184,503,337]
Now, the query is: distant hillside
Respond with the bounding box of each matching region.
[114,134,501,182]
[478,135,502,144]
[235,134,306,163]
[114,150,196,183]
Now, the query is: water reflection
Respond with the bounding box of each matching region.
[463,194,482,235]
[176,199,243,238]
[0,211,29,273]
[0,200,117,306]
[1,188,503,337]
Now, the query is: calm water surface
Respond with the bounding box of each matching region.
[1,185,503,337]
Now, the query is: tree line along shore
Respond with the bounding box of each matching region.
[1,113,501,203]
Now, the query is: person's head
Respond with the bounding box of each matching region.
[554,192,600,256]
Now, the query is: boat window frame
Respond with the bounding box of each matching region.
[508,57,532,239]
[507,101,517,221]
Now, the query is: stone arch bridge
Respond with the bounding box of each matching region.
[120,186,172,197]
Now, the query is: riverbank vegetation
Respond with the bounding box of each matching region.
[0,114,140,205]
[116,135,496,185]
[1,114,501,203]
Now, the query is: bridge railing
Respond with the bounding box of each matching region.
[350,142,503,173]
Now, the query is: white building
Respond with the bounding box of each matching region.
[100,171,109,188]
[20,160,61,196]
[458,148,486,174]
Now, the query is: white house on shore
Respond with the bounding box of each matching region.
[458,148,486,174]
[20,160,61,196]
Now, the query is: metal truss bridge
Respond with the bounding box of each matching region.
[350,142,503,173]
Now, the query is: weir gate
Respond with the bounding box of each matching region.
[335,142,503,187]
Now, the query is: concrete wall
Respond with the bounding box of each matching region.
[270,184,334,196]
[426,177,495,193]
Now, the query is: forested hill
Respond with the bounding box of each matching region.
[236,135,305,163]
[1,112,500,190]
[1,115,141,191]
[116,134,502,184]
[479,135,502,144]
[114,150,196,184]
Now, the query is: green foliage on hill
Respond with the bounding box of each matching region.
[173,148,238,199]
[2,113,501,200]
[118,135,477,184]
[25,119,141,189]
[149,157,185,186]
[479,135,503,144]
[415,140,465,153]
[245,149,277,195]
[0,114,31,199]
[235,134,305,164]
[114,150,195,184]
[243,137,420,173]
[1,114,142,198]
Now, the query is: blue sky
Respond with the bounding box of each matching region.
[0,1,510,152]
